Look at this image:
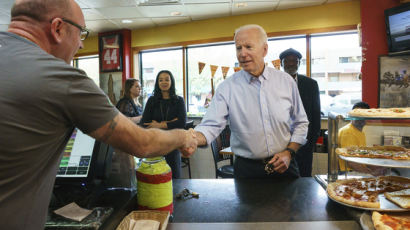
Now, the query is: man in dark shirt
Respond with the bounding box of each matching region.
[280,48,321,177]
[0,1,197,229]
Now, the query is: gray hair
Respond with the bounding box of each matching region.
[234,24,268,45]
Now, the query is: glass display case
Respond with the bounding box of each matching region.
[315,111,410,187]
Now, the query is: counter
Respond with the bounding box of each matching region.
[100,178,361,229]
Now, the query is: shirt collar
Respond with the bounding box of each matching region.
[243,65,268,84]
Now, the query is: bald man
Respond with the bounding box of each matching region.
[0,1,197,229]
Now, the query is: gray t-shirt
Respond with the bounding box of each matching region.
[0,32,119,230]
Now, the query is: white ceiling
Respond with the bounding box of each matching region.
[0,0,350,35]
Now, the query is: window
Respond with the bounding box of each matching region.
[186,43,237,116]
[140,49,183,106]
[311,32,362,116]
[137,30,362,118]
[76,55,100,85]
[266,36,307,75]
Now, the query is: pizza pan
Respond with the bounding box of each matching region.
[327,192,408,212]
[346,115,410,120]
[339,155,410,169]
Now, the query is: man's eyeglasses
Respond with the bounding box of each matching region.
[61,18,89,41]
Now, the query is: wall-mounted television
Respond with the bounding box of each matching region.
[385,3,410,54]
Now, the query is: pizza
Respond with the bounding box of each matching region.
[385,189,410,209]
[348,107,410,118]
[336,146,410,160]
[372,211,410,230]
[327,176,410,209]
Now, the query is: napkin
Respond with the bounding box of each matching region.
[54,202,93,222]
[129,219,160,230]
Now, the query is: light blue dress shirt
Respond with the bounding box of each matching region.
[195,66,309,159]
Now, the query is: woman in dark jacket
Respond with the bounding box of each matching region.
[141,70,186,178]
[116,78,143,123]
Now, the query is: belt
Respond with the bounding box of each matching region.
[236,155,273,164]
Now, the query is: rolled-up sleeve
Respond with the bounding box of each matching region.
[194,86,229,145]
[290,82,309,145]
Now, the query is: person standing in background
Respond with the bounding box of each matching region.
[141,70,187,178]
[280,48,321,177]
[116,78,143,124]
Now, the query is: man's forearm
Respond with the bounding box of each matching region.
[90,113,193,158]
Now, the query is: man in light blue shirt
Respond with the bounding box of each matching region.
[194,24,309,178]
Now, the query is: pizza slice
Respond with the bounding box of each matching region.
[327,176,410,209]
[384,189,410,209]
[372,211,410,230]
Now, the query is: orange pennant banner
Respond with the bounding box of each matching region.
[221,66,230,79]
[210,65,218,78]
[272,59,281,70]
[198,62,206,74]
[234,67,242,72]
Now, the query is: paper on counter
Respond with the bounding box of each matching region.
[129,219,160,230]
[54,202,93,222]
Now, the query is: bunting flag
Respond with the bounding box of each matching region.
[272,59,281,70]
[234,67,242,72]
[198,62,206,74]
[221,66,230,79]
[210,65,218,78]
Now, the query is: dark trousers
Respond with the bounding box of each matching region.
[165,149,181,179]
[234,155,300,179]
[295,143,314,177]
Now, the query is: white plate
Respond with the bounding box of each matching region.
[339,155,410,169]
[327,192,408,212]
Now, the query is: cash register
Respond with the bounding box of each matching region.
[45,128,116,229]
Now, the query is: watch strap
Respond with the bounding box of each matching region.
[285,147,296,159]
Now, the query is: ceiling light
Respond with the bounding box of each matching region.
[136,0,149,4]
[170,11,181,16]
[236,2,248,8]
[121,19,133,24]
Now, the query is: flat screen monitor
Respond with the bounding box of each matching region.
[385,3,410,53]
[55,128,113,186]
[57,129,95,178]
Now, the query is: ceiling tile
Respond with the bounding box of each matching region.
[76,0,136,8]
[232,1,277,16]
[0,24,8,31]
[111,18,156,30]
[96,7,144,19]
[325,0,350,3]
[85,19,120,33]
[182,0,230,3]
[137,5,187,17]
[151,16,191,26]
[185,3,230,20]
[276,1,322,10]
[0,12,10,24]
[83,8,106,20]
[0,0,14,11]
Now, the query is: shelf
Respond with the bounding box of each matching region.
[339,155,410,168]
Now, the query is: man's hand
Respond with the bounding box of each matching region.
[180,128,197,157]
[267,150,292,174]
[144,120,166,129]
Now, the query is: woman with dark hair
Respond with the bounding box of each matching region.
[141,70,187,178]
[116,78,143,123]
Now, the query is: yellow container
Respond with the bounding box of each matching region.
[136,157,173,214]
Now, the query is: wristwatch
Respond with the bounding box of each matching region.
[285,147,296,159]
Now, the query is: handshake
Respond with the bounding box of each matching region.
[179,128,200,158]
